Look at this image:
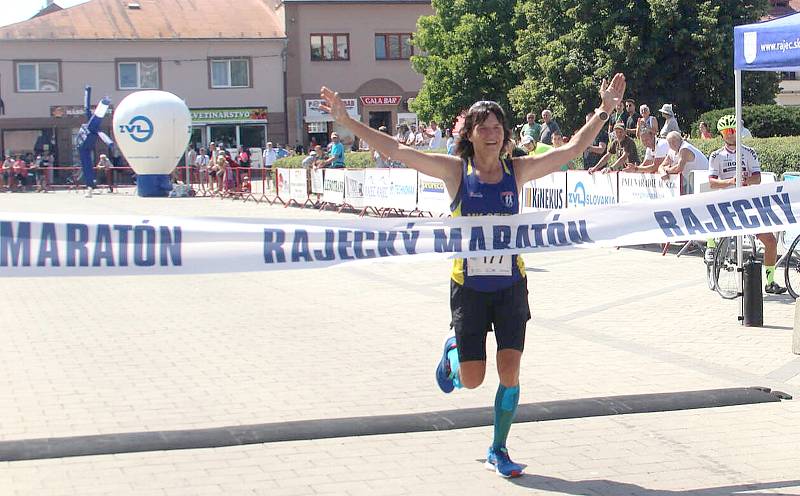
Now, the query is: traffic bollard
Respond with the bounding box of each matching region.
[742,258,763,327]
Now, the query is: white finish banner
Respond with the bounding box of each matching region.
[618,172,681,203]
[344,169,366,208]
[289,169,308,203]
[417,173,450,215]
[3,181,799,277]
[520,172,567,212]
[322,168,345,204]
[311,169,324,195]
[566,171,618,209]
[363,169,391,209]
[388,168,418,211]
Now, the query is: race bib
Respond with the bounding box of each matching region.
[467,255,512,277]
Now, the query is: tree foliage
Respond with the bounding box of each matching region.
[410,0,521,126]
[412,0,779,134]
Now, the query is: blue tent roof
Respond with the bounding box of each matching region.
[734,12,800,71]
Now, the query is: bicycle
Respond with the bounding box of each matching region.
[706,235,759,300]
[783,233,800,299]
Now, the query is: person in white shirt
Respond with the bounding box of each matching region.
[657,131,708,193]
[706,114,785,294]
[262,142,277,169]
[427,121,444,149]
[195,147,210,185]
[633,128,669,172]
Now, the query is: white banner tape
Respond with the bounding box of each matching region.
[1,181,798,277]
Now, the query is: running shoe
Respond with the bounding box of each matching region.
[704,247,715,264]
[765,282,787,295]
[435,336,458,393]
[485,446,524,478]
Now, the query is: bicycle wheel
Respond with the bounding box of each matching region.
[785,235,800,299]
[714,237,740,299]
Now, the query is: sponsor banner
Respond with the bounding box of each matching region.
[363,169,391,209]
[345,169,366,208]
[289,169,308,203]
[191,108,268,122]
[249,147,263,169]
[566,171,618,209]
[276,168,291,199]
[311,169,325,195]
[417,173,450,214]
[388,168,418,211]
[618,172,680,203]
[322,168,345,204]
[520,172,567,212]
[3,181,799,277]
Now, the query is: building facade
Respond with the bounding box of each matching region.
[282,0,432,147]
[0,0,286,164]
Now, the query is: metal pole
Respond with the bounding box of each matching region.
[735,69,744,323]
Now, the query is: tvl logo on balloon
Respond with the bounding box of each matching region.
[118,115,154,143]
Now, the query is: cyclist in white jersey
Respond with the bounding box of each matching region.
[707,114,786,294]
[658,131,708,193]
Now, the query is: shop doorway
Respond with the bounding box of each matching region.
[369,111,392,134]
[190,127,204,151]
[209,125,236,149]
[240,124,266,148]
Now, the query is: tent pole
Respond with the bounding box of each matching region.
[735,69,744,322]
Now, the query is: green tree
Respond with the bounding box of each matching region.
[509,0,778,134]
[410,0,521,126]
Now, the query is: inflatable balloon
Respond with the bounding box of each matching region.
[113,91,191,197]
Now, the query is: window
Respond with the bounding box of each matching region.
[16,61,60,92]
[117,60,160,90]
[210,58,250,88]
[375,34,413,60]
[310,34,349,61]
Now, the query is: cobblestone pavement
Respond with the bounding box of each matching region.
[1,191,799,495]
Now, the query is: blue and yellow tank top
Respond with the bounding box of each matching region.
[451,157,525,291]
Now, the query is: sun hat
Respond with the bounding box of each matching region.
[520,135,534,145]
[658,104,674,117]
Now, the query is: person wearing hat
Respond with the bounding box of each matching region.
[95,153,114,192]
[658,103,680,138]
[301,150,317,169]
[262,142,277,169]
[588,121,639,174]
[324,132,345,168]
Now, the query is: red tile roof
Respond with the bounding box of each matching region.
[0,0,285,40]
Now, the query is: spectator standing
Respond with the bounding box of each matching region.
[636,105,659,139]
[313,144,327,168]
[699,121,713,139]
[262,142,278,169]
[96,153,114,192]
[582,112,608,170]
[302,150,317,169]
[588,122,640,173]
[186,146,197,176]
[520,113,542,142]
[275,144,290,159]
[30,155,46,192]
[428,121,444,149]
[294,141,305,155]
[324,132,345,168]
[445,129,456,155]
[414,124,426,149]
[2,155,14,190]
[195,147,210,187]
[608,101,628,135]
[237,146,251,168]
[539,109,561,145]
[624,99,640,138]
[658,104,680,138]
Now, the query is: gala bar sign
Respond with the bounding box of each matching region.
[360,96,402,106]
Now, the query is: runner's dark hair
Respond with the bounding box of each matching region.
[455,101,511,161]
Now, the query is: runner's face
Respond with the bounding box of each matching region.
[471,113,504,155]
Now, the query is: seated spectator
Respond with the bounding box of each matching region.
[588,122,640,174]
[633,128,670,173]
[658,131,709,193]
[699,121,713,139]
[30,154,46,192]
[12,156,28,191]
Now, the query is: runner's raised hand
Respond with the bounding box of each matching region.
[319,87,349,122]
[599,73,626,113]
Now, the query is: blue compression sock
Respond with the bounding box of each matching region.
[446,348,463,389]
[492,384,520,450]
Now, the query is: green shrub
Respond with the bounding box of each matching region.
[274,151,376,169]
[693,105,800,139]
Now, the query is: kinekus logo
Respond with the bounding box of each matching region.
[119,115,154,143]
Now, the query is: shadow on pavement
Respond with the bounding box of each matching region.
[509,474,800,495]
